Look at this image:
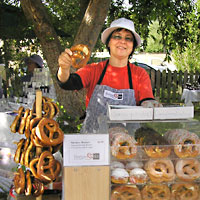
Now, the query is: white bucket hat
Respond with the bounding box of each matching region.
[101,18,141,47]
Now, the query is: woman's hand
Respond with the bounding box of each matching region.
[57,49,72,82]
[58,48,72,70]
[141,100,163,108]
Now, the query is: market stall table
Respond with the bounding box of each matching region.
[181,88,200,104]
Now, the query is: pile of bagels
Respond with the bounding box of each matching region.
[10,96,63,197]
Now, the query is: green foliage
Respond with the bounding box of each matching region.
[1,0,200,92]
[173,42,200,72]
[55,101,83,133]
[1,0,198,58]
[42,0,84,49]
[172,2,200,72]
[145,21,164,53]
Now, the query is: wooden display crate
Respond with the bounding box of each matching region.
[15,193,61,200]
[64,166,110,200]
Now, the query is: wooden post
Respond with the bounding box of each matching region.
[35,90,42,200]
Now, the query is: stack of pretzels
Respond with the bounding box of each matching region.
[110,126,200,199]
[11,96,63,197]
[111,182,200,200]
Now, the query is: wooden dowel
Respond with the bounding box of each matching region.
[35,90,43,200]
[36,90,42,118]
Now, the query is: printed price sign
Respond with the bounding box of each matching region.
[63,134,110,166]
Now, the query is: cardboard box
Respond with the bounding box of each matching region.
[107,104,194,121]
[153,106,194,120]
[107,105,153,121]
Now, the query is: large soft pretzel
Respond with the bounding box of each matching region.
[141,184,171,200]
[111,185,142,200]
[30,117,42,130]
[111,133,137,159]
[31,128,47,147]
[144,145,171,158]
[43,101,55,118]
[30,151,61,183]
[24,140,36,167]
[14,138,25,163]
[14,167,25,194]
[70,44,91,69]
[25,110,34,138]
[108,126,129,141]
[29,157,41,180]
[164,129,200,158]
[171,182,199,200]
[37,151,61,183]
[175,158,200,181]
[19,109,30,134]
[19,138,30,166]
[36,118,64,146]
[144,159,175,183]
[25,170,32,196]
[32,96,59,119]
[32,178,44,197]
[135,127,171,158]
[10,106,24,133]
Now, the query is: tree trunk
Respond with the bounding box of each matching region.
[20,0,110,130]
[74,0,111,50]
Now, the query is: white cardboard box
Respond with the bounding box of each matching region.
[153,106,194,120]
[107,104,194,121]
[107,105,153,121]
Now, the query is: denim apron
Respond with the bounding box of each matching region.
[81,60,136,133]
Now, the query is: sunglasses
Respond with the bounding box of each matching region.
[111,35,133,42]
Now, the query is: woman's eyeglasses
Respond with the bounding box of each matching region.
[111,35,133,42]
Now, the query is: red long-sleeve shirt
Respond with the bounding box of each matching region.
[75,60,154,107]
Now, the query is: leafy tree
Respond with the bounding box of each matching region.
[19,0,110,131]
[145,21,164,53]
[173,42,200,72]
[0,0,199,131]
[172,1,200,72]
[102,0,197,65]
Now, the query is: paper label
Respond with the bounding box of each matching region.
[63,134,110,166]
[104,90,123,100]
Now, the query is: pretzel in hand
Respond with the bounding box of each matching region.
[70,44,91,68]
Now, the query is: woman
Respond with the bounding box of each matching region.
[57,18,162,133]
[21,54,44,82]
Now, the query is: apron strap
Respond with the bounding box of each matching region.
[127,62,133,89]
[97,60,133,89]
[97,60,109,85]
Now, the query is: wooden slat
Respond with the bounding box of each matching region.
[155,70,161,100]
[161,70,166,102]
[183,71,188,88]
[172,71,177,102]
[178,70,183,102]
[167,70,172,102]
[150,69,156,94]
[151,69,200,104]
